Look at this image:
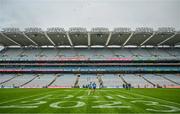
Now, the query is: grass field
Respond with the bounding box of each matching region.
[0,88,180,113]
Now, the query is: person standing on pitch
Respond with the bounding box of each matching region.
[88,82,93,95]
[92,82,97,94]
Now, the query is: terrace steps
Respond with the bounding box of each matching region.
[20,75,38,87]
[160,75,180,85]
[140,75,156,87]
[0,75,18,85]
[119,75,128,84]
[47,74,60,86]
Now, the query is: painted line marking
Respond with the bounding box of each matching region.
[106,96,114,99]
[0,90,61,105]
[115,90,180,106]
[33,95,52,101]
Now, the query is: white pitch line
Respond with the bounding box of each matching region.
[63,90,83,91]
[64,95,74,99]
[0,90,61,105]
[117,95,127,99]
[0,112,176,114]
[106,96,114,99]
[0,112,174,114]
[98,90,112,91]
[115,90,180,106]
[33,95,52,101]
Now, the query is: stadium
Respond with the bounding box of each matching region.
[0,27,180,113]
[1,0,180,113]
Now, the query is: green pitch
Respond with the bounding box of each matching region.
[0,88,180,113]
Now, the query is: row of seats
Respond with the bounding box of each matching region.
[51,74,76,88]
[0,74,179,88]
[0,48,180,60]
[1,66,180,72]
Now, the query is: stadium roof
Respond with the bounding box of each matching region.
[0,27,180,47]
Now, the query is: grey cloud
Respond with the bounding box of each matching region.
[0,0,180,31]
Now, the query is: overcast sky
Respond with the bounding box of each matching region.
[0,0,180,31]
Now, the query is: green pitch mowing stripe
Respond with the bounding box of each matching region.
[0,88,180,113]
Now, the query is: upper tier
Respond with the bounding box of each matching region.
[0,48,180,61]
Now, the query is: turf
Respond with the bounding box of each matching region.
[0,88,180,113]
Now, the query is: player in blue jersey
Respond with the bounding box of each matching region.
[88,82,92,89]
[92,82,97,94]
[88,82,92,95]
[88,82,96,95]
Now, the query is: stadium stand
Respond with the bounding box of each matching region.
[1,74,37,88]
[22,74,56,88]
[78,74,99,88]
[1,74,179,88]
[142,74,177,88]
[0,27,180,88]
[50,74,77,88]
[0,74,16,85]
[163,74,180,85]
[102,74,124,88]
[1,48,180,61]
[121,74,153,88]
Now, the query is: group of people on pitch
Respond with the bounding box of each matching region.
[123,83,131,90]
[88,82,97,94]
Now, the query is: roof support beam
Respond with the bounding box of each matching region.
[105,32,112,46]
[44,32,55,46]
[140,32,155,46]
[88,32,90,47]
[66,32,73,47]
[158,33,177,45]
[0,32,20,46]
[123,32,133,46]
[22,32,38,46]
